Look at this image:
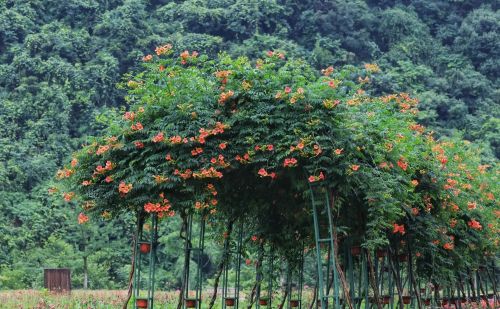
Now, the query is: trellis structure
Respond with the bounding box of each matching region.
[60,48,499,309]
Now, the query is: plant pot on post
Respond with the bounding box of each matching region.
[136,298,148,308]
[350,246,362,256]
[138,241,151,254]
[402,296,411,304]
[185,298,198,308]
[225,297,236,307]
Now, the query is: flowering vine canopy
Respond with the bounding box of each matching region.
[56,45,498,275]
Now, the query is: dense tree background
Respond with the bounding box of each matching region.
[0,0,498,289]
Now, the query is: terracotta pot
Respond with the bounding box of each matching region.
[290,300,300,307]
[259,298,268,306]
[382,296,391,305]
[139,242,151,254]
[185,299,197,308]
[402,296,411,304]
[398,254,408,262]
[136,298,148,309]
[423,299,431,306]
[350,246,361,256]
[225,298,235,306]
[376,249,387,258]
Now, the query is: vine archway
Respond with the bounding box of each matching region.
[57,46,499,308]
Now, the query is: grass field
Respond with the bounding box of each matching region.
[0,289,496,308]
[0,290,178,308]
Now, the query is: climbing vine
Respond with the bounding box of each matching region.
[56,45,498,277]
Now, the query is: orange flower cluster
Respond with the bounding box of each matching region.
[191,147,203,156]
[131,122,143,131]
[155,44,172,56]
[467,201,477,210]
[180,50,198,65]
[142,54,153,62]
[215,70,231,84]
[283,158,298,167]
[95,160,113,175]
[258,168,276,179]
[308,172,325,183]
[364,63,380,73]
[468,219,482,230]
[78,212,89,224]
[409,123,425,134]
[56,168,74,179]
[152,132,164,143]
[174,169,193,179]
[392,223,405,235]
[210,154,228,167]
[321,66,334,76]
[63,192,75,202]
[443,242,454,250]
[123,111,135,121]
[118,182,132,195]
[397,157,408,171]
[96,145,110,155]
[144,200,172,213]
[218,90,234,105]
[235,153,251,163]
[192,167,223,179]
[254,144,274,151]
[266,50,285,59]
[207,183,217,196]
[169,135,182,144]
[134,141,144,149]
[196,122,227,144]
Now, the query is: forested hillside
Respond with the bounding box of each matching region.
[0,0,498,289]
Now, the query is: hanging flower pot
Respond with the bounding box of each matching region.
[398,254,408,262]
[259,298,269,306]
[376,249,387,258]
[225,298,235,306]
[139,242,151,254]
[290,300,300,307]
[185,298,197,308]
[136,298,148,308]
[350,246,361,256]
[423,299,431,306]
[402,296,411,304]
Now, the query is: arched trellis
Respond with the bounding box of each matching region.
[129,184,499,309]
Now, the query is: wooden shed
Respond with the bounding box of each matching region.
[44,268,71,292]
